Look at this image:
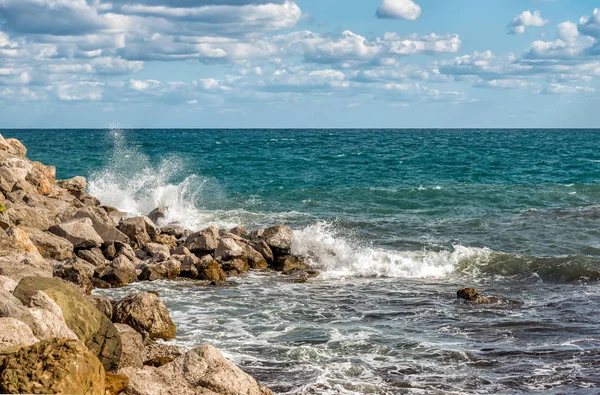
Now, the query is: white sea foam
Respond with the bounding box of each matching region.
[292,222,491,279]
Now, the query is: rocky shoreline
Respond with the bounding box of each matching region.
[0,133,320,394]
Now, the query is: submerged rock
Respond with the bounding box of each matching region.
[0,338,105,395]
[113,292,176,341]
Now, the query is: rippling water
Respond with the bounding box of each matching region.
[7,128,600,393]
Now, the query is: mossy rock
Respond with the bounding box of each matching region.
[0,201,6,215]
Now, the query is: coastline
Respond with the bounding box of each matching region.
[0,133,315,394]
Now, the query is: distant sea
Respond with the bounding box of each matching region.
[7,128,600,394]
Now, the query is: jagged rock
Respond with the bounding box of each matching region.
[139,258,181,281]
[23,227,74,260]
[57,176,87,199]
[119,344,272,395]
[95,255,138,287]
[134,249,150,260]
[115,324,146,369]
[49,217,104,249]
[153,234,177,249]
[74,207,129,243]
[82,194,101,207]
[0,338,105,395]
[0,275,17,292]
[0,317,38,347]
[5,204,53,230]
[77,248,108,267]
[180,254,199,278]
[148,207,167,225]
[145,242,171,258]
[118,216,157,248]
[102,206,128,225]
[195,255,226,283]
[235,241,268,269]
[53,262,94,294]
[214,238,244,261]
[160,224,189,239]
[113,292,176,341]
[183,226,219,253]
[5,226,43,256]
[144,340,183,366]
[171,245,190,256]
[91,278,112,289]
[222,257,250,276]
[87,295,113,319]
[4,138,27,157]
[106,373,129,395]
[272,255,308,274]
[251,240,274,264]
[259,225,293,255]
[229,226,247,237]
[13,276,122,370]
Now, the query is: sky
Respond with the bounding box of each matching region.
[0,0,600,128]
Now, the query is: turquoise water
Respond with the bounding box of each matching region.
[7,129,600,393]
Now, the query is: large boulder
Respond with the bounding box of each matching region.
[57,176,87,199]
[236,241,268,269]
[119,344,272,395]
[214,238,244,261]
[138,259,180,281]
[13,277,122,370]
[53,261,94,294]
[74,207,129,244]
[118,217,157,247]
[272,255,307,274]
[5,205,53,231]
[115,324,146,369]
[144,242,171,258]
[77,248,108,267]
[49,217,103,249]
[259,225,293,255]
[147,207,167,225]
[95,255,138,287]
[183,226,219,253]
[22,227,74,260]
[0,338,105,395]
[195,255,226,283]
[0,317,38,348]
[113,292,176,341]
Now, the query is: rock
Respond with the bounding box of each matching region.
[229,225,247,237]
[113,292,176,341]
[5,204,53,231]
[0,275,17,292]
[27,306,79,341]
[259,225,293,255]
[272,255,307,274]
[0,317,38,348]
[0,338,105,395]
[96,255,138,288]
[5,226,42,256]
[49,217,104,249]
[214,238,244,261]
[75,207,129,244]
[91,278,112,289]
[145,242,171,258]
[139,259,181,281]
[144,341,183,365]
[148,207,167,225]
[86,295,113,320]
[143,356,174,367]
[4,138,27,157]
[236,241,268,269]
[13,276,122,370]
[183,226,219,253]
[180,254,199,278]
[57,176,87,199]
[171,246,190,256]
[77,248,108,266]
[222,258,250,275]
[118,216,157,248]
[250,240,274,264]
[102,206,128,225]
[106,373,129,395]
[82,194,101,207]
[53,262,94,294]
[119,344,272,395]
[115,324,146,369]
[457,288,490,304]
[23,227,74,260]
[134,249,150,260]
[160,224,189,239]
[195,255,226,283]
[153,233,177,249]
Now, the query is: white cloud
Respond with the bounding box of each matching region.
[376,0,421,20]
[558,21,579,42]
[508,10,549,34]
[542,83,595,94]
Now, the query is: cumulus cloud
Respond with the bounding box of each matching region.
[376,0,421,20]
[508,10,549,34]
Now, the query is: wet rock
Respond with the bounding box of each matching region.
[272,255,308,274]
[22,226,74,260]
[183,226,219,253]
[138,258,181,281]
[258,225,293,255]
[57,176,87,200]
[96,255,138,288]
[0,338,105,395]
[13,276,122,370]
[145,242,171,258]
[457,288,495,304]
[214,238,244,261]
[0,317,38,348]
[195,255,226,283]
[221,257,250,275]
[49,217,104,249]
[118,216,157,248]
[113,292,176,341]
[119,344,272,395]
[115,323,146,369]
[148,207,167,225]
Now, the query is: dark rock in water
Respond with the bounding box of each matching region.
[113,292,176,341]
[180,254,199,279]
[148,207,167,225]
[235,240,268,269]
[456,287,519,305]
[221,257,250,275]
[259,225,293,256]
[196,255,226,283]
[0,338,105,395]
[272,255,308,274]
[251,240,274,264]
[13,276,122,371]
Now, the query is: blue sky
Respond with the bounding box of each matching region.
[0,0,599,128]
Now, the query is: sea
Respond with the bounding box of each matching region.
[6,128,600,394]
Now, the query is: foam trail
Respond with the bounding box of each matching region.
[292,222,491,279]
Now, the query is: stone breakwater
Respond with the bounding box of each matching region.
[0,133,314,394]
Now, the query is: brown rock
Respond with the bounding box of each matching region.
[118,216,157,247]
[77,248,108,267]
[0,317,38,348]
[87,295,114,319]
[272,255,307,274]
[114,324,146,369]
[106,372,129,395]
[139,258,181,281]
[236,240,268,269]
[95,255,138,287]
[259,225,293,255]
[57,176,87,199]
[250,240,274,264]
[153,233,177,249]
[183,226,219,253]
[53,262,94,294]
[113,292,176,341]
[195,255,226,283]
[145,242,171,258]
[214,238,244,261]
[49,217,104,249]
[221,257,250,275]
[23,227,74,260]
[147,207,167,225]
[74,207,129,244]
